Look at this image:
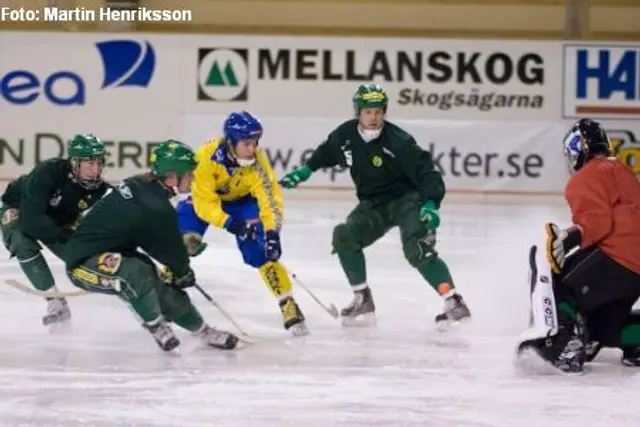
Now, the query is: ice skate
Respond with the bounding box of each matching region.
[554,335,586,373]
[279,297,309,337]
[42,297,71,331]
[195,324,239,350]
[143,317,180,352]
[621,347,640,366]
[435,293,471,326]
[340,287,376,327]
[584,340,602,362]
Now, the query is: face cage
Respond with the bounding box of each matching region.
[70,156,105,189]
[227,137,259,165]
[564,145,588,175]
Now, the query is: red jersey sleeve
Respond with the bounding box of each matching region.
[564,162,615,248]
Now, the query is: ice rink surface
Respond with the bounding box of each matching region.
[0,190,639,427]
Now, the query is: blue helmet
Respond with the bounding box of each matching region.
[223,111,263,145]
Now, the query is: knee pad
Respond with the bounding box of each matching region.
[6,230,42,260]
[403,232,437,267]
[332,223,360,253]
[240,241,268,268]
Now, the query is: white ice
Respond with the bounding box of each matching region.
[0,190,639,427]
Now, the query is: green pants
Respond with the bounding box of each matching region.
[66,251,204,331]
[0,205,64,293]
[332,192,456,295]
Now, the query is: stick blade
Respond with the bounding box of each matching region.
[328,304,339,319]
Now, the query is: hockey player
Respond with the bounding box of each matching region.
[0,134,109,327]
[62,140,239,352]
[279,83,471,326]
[518,118,640,373]
[175,111,309,336]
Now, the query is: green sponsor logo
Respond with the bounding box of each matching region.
[197,48,248,101]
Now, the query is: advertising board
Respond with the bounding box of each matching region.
[183,115,571,194]
[0,32,561,120]
[563,43,640,120]
[0,112,182,182]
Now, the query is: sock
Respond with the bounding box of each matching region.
[154,283,205,331]
[620,324,640,348]
[337,249,367,287]
[258,261,293,300]
[172,309,204,332]
[128,291,162,323]
[416,255,457,297]
[557,301,577,320]
[19,253,56,292]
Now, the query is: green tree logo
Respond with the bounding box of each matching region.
[206,61,239,87]
[198,49,248,101]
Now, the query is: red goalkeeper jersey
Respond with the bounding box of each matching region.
[565,156,640,275]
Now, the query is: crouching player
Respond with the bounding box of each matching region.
[517,119,640,373]
[62,140,239,352]
[0,134,109,328]
[176,111,309,337]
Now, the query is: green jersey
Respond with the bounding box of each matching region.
[1,158,110,244]
[62,174,190,277]
[305,120,445,206]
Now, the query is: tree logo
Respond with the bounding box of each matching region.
[197,48,248,101]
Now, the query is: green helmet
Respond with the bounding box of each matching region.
[67,134,106,190]
[150,140,197,178]
[68,134,106,159]
[352,83,388,114]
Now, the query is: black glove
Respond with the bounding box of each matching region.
[264,230,282,261]
[224,218,258,241]
[172,268,197,290]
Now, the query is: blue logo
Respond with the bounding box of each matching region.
[96,40,156,89]
[0,70,85,105]
[0,39,155,107]
[563,45,640,119]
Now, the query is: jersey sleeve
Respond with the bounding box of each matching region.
[395,137,446,207]
[252,150,284,232]
[305,128,345,172]
[191,143,230,228]
[565,167,614,248]
[18,162,65,243]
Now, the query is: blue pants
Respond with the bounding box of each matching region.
[176,196,268,268]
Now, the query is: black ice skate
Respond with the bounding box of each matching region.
[554,336,586,373]
[42,297,71,327]
[279,297,309,336]
[195,325,239,350]
[547,314,587,373]
[621,347,640,366]
[340,287,376,327]
[435,293,471,325]
[143,318,180,352]
[585,340,603,362]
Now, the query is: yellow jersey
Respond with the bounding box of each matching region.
[190,138,283,232]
